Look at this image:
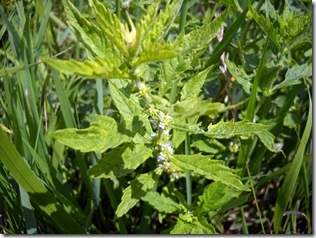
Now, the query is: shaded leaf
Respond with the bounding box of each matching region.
[141,191,181,213]
[116,169,161,218]
[197,181,241,214]
[88,144,152,178]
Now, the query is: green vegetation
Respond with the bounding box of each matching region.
[0,0,312,234]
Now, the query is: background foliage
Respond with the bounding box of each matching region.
[0,0,312,234]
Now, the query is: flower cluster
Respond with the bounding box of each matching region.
[148,107,179,179]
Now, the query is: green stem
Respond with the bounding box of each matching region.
[178,0,189,33]
[116,0,121,19]
[185,126,192,207]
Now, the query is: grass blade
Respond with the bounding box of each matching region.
[273,93,312,234]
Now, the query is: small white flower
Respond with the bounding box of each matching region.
[157,153,166,162]
[158,122,165,129]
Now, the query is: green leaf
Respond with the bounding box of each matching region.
[171,98,226,117]
[116,169,161,218]
[175,8,228,53]
[225,59,253,94]
[272,63,311,91]
[141,191,181,213]
[197,181,241,214]
[170,213,216,234]
[88,144,152,178]
[191,137,226,154]
[206,120,277,152]
[142,0,183,46]
[135,42,181,65]
[248,4,282,50]
[169,154,249,191]
[273,94,312,234]
[41,57,131,79]
[50,115,131,153]
[0,130,87,234]
[89,0,129,57]
[180,66,212,100]
[63,0,110,58]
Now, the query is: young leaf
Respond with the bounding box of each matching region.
[50,115,131,153]
[169,154,250,191]
[62,0,111,58]
[88,144,152,178]
[41,57,131,79]
[89,0,129,57]
[170,213,216,234]
[196,181,241,214]
[141,191,181,213]
[174,8,229,53]
[206,120,277,152]
[180,66,212,100]
[116,169,161,218]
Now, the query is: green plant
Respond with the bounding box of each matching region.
[0,0,312,234]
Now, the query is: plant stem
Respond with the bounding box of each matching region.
[179,0,189,33]
[116,0,121,19]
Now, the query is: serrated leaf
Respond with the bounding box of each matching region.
[181,66,212,100]
[170,213,216,234]
[88,144,152,178]
[174,8,228,53]
[170,98,226,117]
[41,57,130,79]
[197,181,241,214]
[89,0,130,57]
[142,0,183,46]
[225,59,252,94]
[63,0,111,58]
[135,42,181,65]
[248,4,282,49]
[116,169,161,218]
[169,154,250,191]
[50,115,130,153]
[141,191,181,213]
[206,120,277,152]
[272,63,311,91]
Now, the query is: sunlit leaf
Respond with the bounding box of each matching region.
[41,57,131,79]
[170,213,216,234]
[50,115,131,153]
[169,154,250,191]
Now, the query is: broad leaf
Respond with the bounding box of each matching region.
[170,213,216,234]
[88,144,152,178]
[169,154,250,191]
[141,191,181,213]
[116,169,161,218]
[50,115,131,153]
[41,57,130,79]
[191,137,226,154]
